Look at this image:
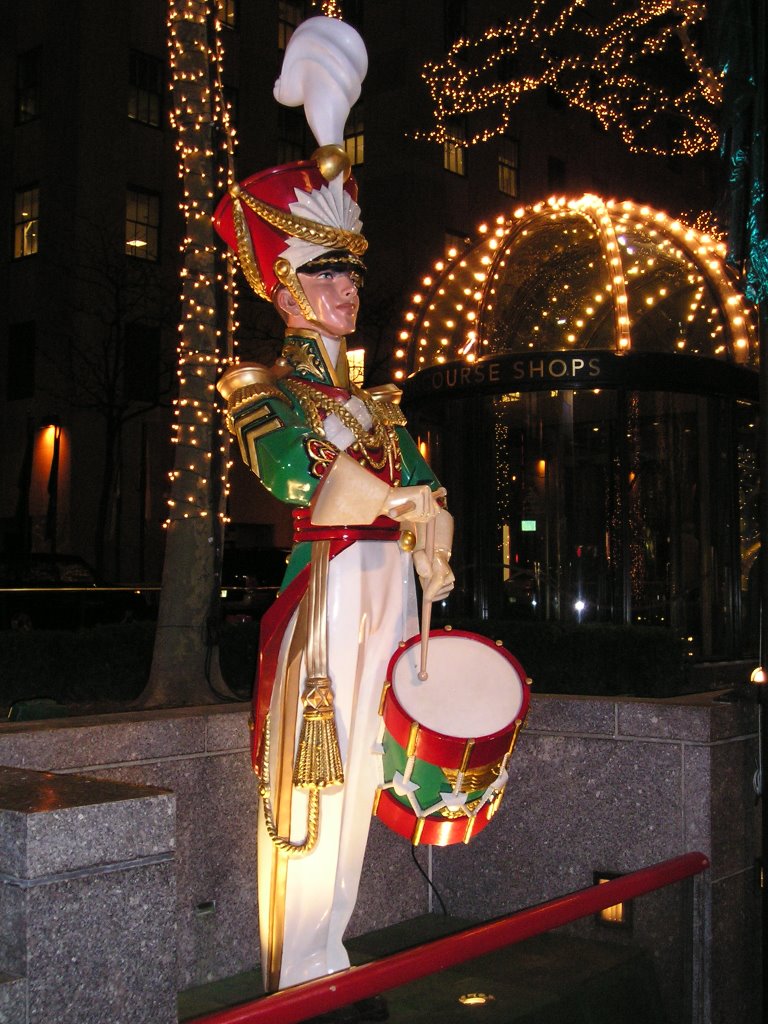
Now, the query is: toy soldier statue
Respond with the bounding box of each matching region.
[214,17,454,1004]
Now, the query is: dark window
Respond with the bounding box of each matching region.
[547,156,566,193]
[277,105,308,163]
[16,48,41,124]
[344,101,364,167]
[278,1,305,51]
[7,323,36,401]
[498,136,520,197]
[124,324,160,403]
[128,51,163,128]
[13,186,39,259]
[443,0,466,49]
[125,188,160,261]
[218,0,237,28]
[443,118,467,176]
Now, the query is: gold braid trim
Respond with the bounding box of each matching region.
[282,378,324,435]
[237,188,368,258]
[282,378,398,471]
[227,382,288,414]
[231,191,269,300]
[364,395,407,427]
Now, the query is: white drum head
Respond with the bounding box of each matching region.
[391,633,524,738]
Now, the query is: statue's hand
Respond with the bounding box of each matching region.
[412,506,455,601]
[384,485,440,523]
[414,549,455,602]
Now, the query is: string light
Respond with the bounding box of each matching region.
[165,0,236,528]
[395,195,756,375]
[415,0,720,158]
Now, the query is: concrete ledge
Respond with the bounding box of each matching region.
[0,972,25,1024]
[0,767,174,878]
[0,693,760,1022]
[0,766,177,1024]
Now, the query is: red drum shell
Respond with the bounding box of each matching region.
[375,629,530,846]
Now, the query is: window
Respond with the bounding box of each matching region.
[443,119,467,176]
[217,0,237,28]
[547,156,566,193]
[443,0,466,49]
[6,323,36,401]
[347,348,365,386]
[13,186,39,259]
[344,102,364,168]
[124,324,160,403]
[498,136,520,197]
[277,106,308,164]
[128,51,163,128]
[278,1,304,51]
[16,48,41,124]
[125,188,160,261]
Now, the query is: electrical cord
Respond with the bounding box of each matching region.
[410,844,447,915]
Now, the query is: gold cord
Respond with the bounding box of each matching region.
[282,378,399,471]
[258,713,320,857]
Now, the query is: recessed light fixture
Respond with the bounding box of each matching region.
[594,871,632,928]
[459,993,495,1006]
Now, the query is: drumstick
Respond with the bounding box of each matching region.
[418,517,435,681]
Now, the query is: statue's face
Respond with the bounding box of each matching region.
[298,269,360,338]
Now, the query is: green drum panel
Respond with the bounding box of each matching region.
[381,732,484,812]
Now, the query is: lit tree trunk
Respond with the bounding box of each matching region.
[138,0,233,706]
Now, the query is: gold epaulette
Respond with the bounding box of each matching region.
[361,384,407,427]
[217,363,288,415]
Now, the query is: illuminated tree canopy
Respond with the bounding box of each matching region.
[417,0,722,157]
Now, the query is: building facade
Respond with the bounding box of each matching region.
[1,1,720,584]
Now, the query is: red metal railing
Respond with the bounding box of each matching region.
[190,851,708,1024]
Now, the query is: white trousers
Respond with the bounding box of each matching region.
[257,540,417,989]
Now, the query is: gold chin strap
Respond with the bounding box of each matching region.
[274,257,318,324]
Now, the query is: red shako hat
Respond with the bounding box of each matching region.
[212,148,366,303]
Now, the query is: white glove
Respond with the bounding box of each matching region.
[412,507,455,601]
[384,484,440,523]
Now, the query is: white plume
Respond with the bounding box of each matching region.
[273,16,368,148]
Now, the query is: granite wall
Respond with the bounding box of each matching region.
[0,692,760,1024]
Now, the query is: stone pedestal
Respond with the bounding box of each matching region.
[0,766,176,1024]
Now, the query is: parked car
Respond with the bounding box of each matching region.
[0,553,154,630]
[219,548,289,623]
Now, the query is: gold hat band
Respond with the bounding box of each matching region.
[233,186,368,258]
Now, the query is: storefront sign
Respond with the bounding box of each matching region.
[403,350,758,402]
[414,352,604,394]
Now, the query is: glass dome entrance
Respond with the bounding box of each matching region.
[400,196,759,664]
[395,196,756,378]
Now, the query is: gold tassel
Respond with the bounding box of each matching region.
[293,675,344,788]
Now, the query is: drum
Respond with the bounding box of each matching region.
[373,628,530,847]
